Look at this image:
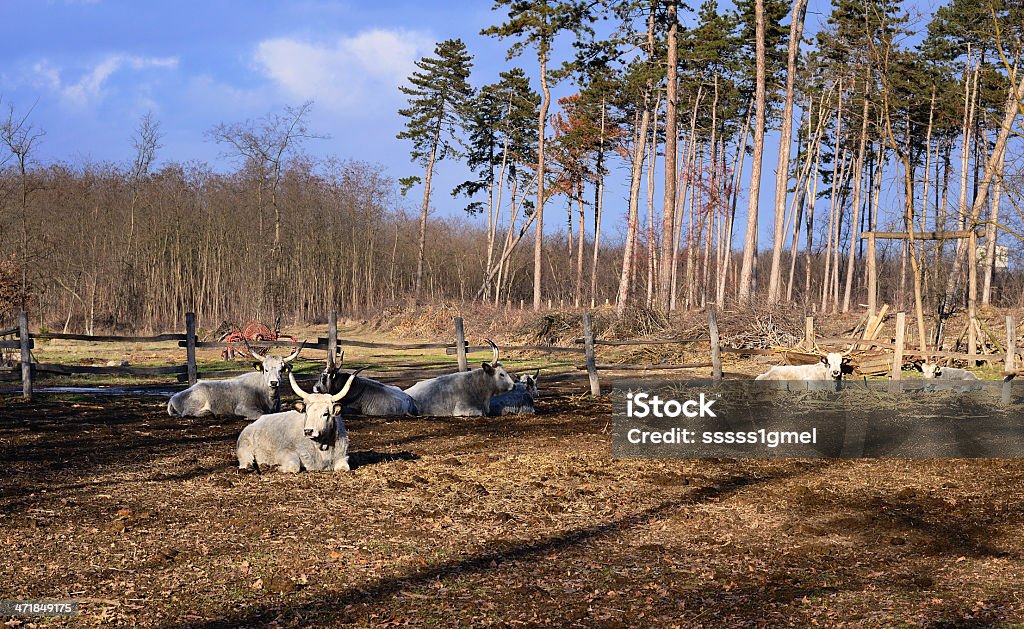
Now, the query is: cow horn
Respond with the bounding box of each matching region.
[533,368,540,379]
[289,372,308,399]
[484,338,499,366]
[245,340,267,362]
[331,367,365,402]
[284,340,306,363]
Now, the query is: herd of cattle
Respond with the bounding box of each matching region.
[167,341,539,473]
[164,338,990,473]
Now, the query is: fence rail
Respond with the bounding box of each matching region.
[5,309,1020,401]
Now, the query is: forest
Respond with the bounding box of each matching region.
[0,0,1022,341]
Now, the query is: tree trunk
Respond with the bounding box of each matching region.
[615,11,656,317]
[533,34,551,312]
[737,0,767,305]
[659,0,679,311]
[415,126,441,300]
[767,0,809,304]
[841,92,871,312]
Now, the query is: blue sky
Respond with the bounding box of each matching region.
[0,0,947,250]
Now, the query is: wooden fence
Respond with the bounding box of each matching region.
[2,309,1018,402]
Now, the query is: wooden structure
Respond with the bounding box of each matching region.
[5,308,1017,402]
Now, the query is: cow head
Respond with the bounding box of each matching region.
[249,341,305,392]
[519,370,540,398]
[289,369,360,447]
[819,352,850,380]
[481,339,515,393]
[313,364,342,395]
[921,362,941,379]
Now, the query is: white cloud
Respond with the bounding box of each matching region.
[30,54,178,107]
[253,28,434,111]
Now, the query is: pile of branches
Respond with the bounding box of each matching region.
[720,304,803,349]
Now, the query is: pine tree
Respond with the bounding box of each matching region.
[483,0,591,311]
[397,38,474,301]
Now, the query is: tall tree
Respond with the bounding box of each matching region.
[659,0,680,311]
[397,38,475,301]
[483,0,589,311]
[736,0,767,304]
[766,0,808,304]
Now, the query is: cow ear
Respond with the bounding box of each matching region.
[820,356,828,365]
[482,362,495,374]
[253,362,263,372]
[281,363,292,373]
[332,403,343,416]
[293,401,306,413]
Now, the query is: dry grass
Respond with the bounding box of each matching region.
[2,389,1024,627]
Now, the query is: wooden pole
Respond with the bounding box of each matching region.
[454,317,468,372]
[890,312,906,392]
[327,311,338,369]
[185,312,197,385]
[583,312,601,396]
[1007,315,1017,372]
[968,230,978,365]
[19,311,32,401]
[804,316,815,350]
[708,308,722,382]
[867,232,877,317]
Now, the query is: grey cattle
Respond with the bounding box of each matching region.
[754,352,849,390]
[314,362,417,416]
[236,371,357,473]
[921,362,979,381]
[167,343,304,420]
[489,371,539,416]
[404,340,515,416]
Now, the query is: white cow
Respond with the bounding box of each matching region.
[754,352,850,390]
[921,362,979,381]
[404,340,515,416]
[167,343,304,420]
[236,371,358,473]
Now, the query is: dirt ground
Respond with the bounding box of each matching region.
[3,377,1024,627]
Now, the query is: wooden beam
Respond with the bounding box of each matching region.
[583,312,601,396]
[33,332,186,343]
[889,313,906,391]
[0,340,32,350]
[327,311,338,370]
[709,308,722,381]
[1007,315,1017,372]
[577,362,714,371]
[185,312,197,385]
[35,363,189,376]
[573,337,708,346]
[860,229,984,240]
[20,312,32,401]
[454,317,467,372]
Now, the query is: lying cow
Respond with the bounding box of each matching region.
[920,362,979,381]
[313,361,417,416]
[236,371,358,473]
[489,371,539,416]
[754,352,850,391]
[404,340,515,416]
[168,343,304,420]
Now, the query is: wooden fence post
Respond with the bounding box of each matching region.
[583,312,601,396]
[185,312,197,385]
[454,317,468,372]
[804,316,815,351]
[1007,315,1017,372]
[19,311,32,401]
[328,311,338,369]
[708,308,722,382]
[889,312,906,392]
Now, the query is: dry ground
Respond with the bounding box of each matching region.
[3,381,1024,627]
